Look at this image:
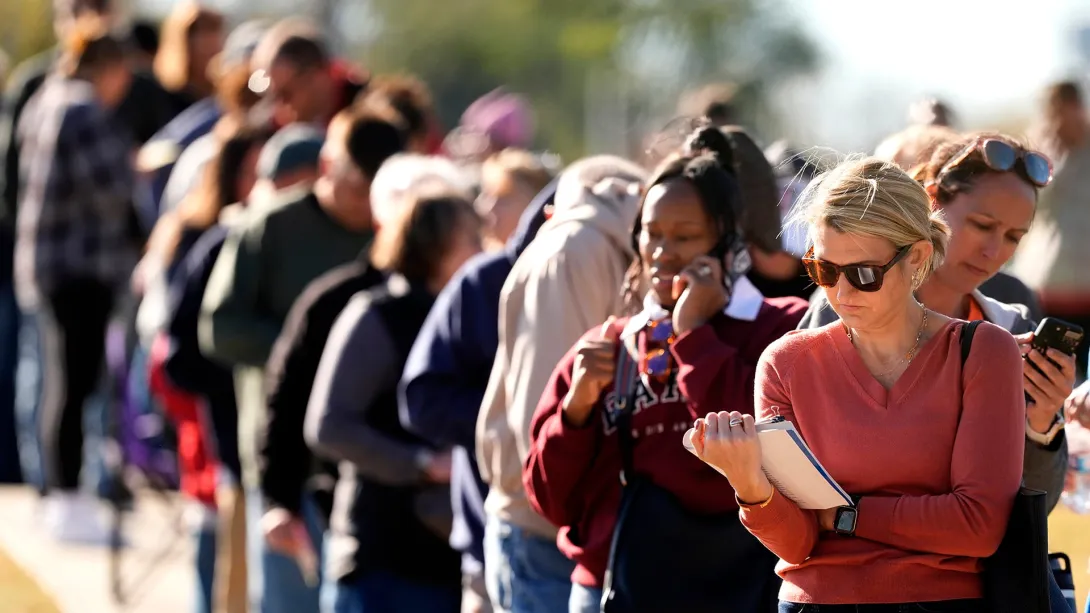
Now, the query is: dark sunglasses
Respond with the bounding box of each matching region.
[935,138,1053,190]
[802,245,911,292]
[642,319,676,381]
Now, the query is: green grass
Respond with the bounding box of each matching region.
[1051,506,1090,611]
[0,547,59,613]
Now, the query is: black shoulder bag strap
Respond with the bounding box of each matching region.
[966,319,1051,613]
[614,333,641,486]
[960,320,982,366]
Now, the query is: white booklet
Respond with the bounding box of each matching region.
[683,418,852,509]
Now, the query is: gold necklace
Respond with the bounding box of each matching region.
[846,306,929,378]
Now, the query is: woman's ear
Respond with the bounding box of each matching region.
[908,240,934,271]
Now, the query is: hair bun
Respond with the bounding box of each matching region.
[684,126,735,174]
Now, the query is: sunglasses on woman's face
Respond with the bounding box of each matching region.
[802,246,911,293]
[936,139,1053,189]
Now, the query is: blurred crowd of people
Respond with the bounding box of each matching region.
[3,1,1090,613]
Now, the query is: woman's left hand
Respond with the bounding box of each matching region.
[690,411,772,504]
[815,508,837,531]
[672,255,730,335]
[1016,333,1076,432]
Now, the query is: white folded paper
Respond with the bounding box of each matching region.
[683,419,852,509]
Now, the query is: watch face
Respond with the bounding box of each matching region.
[835,508,856,533]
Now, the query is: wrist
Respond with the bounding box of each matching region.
[1028,411,1058,434]
[1026,414,1064,446]
[733,474,773,505]
[561,392,595,428]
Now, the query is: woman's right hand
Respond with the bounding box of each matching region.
[691,411,773,504]
[562,318,619,428]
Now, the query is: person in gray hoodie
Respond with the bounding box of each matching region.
[798,133,1072,515]
[476,156,646,613]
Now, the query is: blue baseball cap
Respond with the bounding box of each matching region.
[257,124,324,181]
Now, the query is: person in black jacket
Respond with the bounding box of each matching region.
[258,154,474,570]
[305,190,483,613]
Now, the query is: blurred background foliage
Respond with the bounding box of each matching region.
[1,0,819,162]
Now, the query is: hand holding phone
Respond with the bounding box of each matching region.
[671,255,730,335]
[1019,318,1082,431]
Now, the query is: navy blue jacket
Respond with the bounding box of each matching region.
[140,98,221,226]
[399,180,555,574]
[163,224,240,479]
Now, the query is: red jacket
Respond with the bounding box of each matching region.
[523,295,806,587]
[148,333,219,508]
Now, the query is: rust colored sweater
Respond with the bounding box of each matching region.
[740,320,1025,605]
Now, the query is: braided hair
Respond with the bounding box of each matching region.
[622,126,746,313]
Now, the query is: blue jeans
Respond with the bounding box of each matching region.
[193,518,216,613]
[0,280,21,484]
[15,308,111,496]
[569,584,603,613]
[245,487,324,613]
[778,601,986,612]
[14,311,43,492]
[483,516,575,613]
[322,570,460,613]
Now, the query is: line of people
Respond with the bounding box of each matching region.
[3,3,1090,613]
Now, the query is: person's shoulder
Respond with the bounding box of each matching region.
[965,319,1020,356]
[449,251,511,295]
[511,224,611,281]
[760,295,810,321]
[759,325,832,372]
[296,261,382,317]
[246,188,314,227]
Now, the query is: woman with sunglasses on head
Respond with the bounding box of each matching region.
[691,158,1026,612]
[800,134,1074,518]
[523,126,807,613]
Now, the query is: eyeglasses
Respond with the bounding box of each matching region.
[935,138,1053,190]
[802,246,911,292]
[642,318,676,381]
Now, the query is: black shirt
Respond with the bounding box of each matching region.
[260,256,384,517]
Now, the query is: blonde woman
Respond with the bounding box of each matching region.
[475,149,555,250]
[691,159,1024,611]
[153,1,225,116]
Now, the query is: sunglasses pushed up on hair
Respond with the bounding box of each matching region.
[935,138,1053,190]
[802,245,911,293]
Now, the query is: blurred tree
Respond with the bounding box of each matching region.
[0,0,54,73]
[358,0,819,160]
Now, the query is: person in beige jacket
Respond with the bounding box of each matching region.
[476,155,646,613]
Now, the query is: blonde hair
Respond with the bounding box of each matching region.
[790,157,951,285]
[482,148,555,195]
[154,2,225,94]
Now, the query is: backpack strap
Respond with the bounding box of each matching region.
[613,333,641,487]
[960,320,983,366]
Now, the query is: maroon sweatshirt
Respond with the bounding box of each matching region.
[523,294,807,587]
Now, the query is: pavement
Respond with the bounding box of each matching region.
[0,486,194,613]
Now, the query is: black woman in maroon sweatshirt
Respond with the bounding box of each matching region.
[523,126,807,613]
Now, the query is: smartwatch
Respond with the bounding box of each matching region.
[833,495,862,537]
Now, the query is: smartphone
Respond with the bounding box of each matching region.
[671,244,734,301]
[1030,317,1084,358]
[1025,318,1084,403]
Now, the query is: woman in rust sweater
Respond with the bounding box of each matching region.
[692,158,1025,611]
[523,126,807,613]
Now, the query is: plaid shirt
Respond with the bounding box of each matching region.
[14,76,136,308]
